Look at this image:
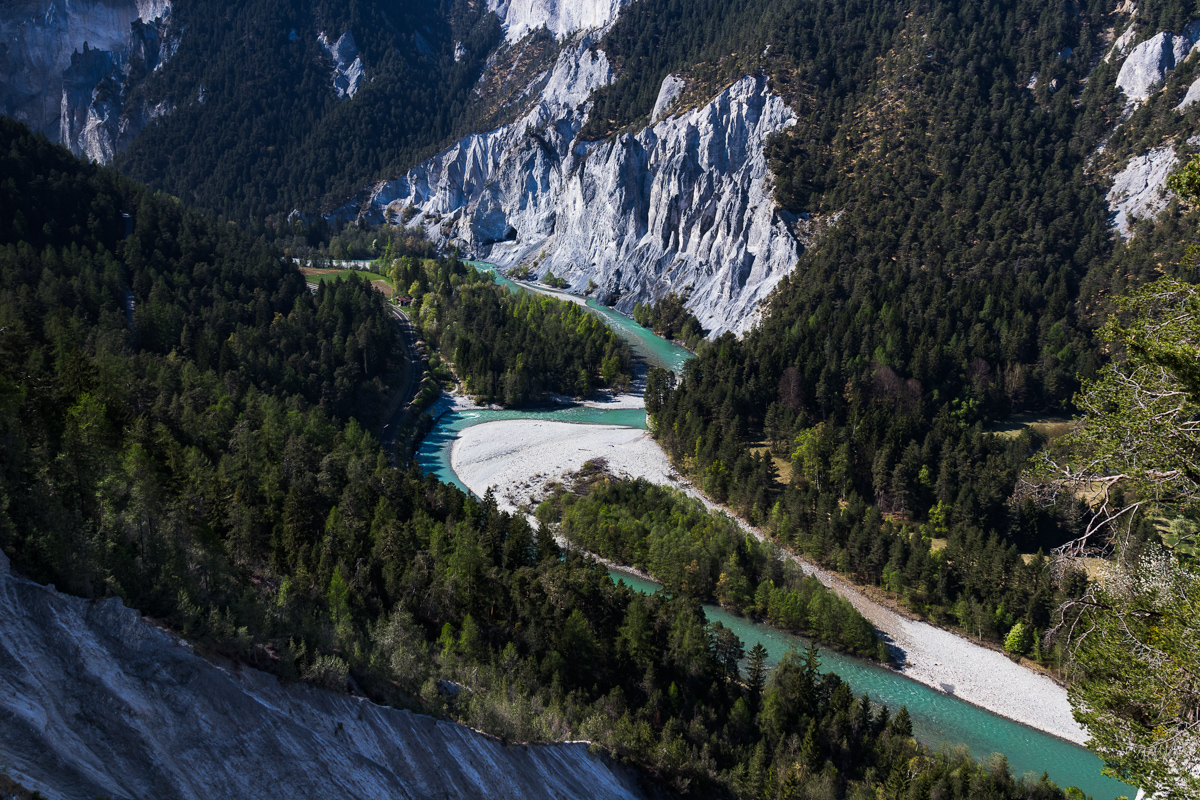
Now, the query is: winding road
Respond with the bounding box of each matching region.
[380,306,426,465]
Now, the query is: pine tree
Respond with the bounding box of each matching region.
[747,641,768,702]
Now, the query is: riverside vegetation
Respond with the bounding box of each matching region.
[389,257,634,405]
[0,118,1095,800]
[538,472,884,661]
[632,292,708,353]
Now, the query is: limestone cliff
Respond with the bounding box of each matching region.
[1114,22,1200,104]
[1100,19,1200,237]
[317,30,365,99]
[0,0,173,162]
[1107,145,1179,238]
[486,0,629,43]
[334,34,801,336]
[0,547,652,800]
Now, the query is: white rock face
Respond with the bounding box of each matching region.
[650,73,685,122]
[1116,24,1200,103]
[0,0,174,161]
[335,39,801,336]
[1178,76,1200,109]
[1107,146,1178,237]
[317,30,365,99]
[0,556,650,800]
[1107,23,1138,62]
[486,0,628,42]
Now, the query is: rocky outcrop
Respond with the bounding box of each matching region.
[1107,22,1138,63]
[650,74,685,123]
[1115,24,1200,103]
[335,33,801,336]
[318,30,365,99]
[0,0,174,162]
[486,0,629,43]
[1178,75,1200,110]
[0,546,652,800]
[1107,146,1178,237]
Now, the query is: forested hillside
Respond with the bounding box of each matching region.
[396,259,634,404]
[0,120,1091,799]
[114,0,504,219]
[617,0,1200,654]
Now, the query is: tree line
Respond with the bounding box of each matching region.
[633,292,707,352]
[539,473,884,660]
[395,257,634,404]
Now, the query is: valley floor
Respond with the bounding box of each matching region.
[450,414,1088,746]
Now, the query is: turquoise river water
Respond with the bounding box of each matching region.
[416,262,1131,799]
[464,261,692,373]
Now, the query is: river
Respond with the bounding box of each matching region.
[416,262,1131,799]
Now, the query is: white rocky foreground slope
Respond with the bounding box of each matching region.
[0,548,650,800]
[336,25,803,336]
[0,0,174,162]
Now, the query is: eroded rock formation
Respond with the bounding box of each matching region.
[335,37,801,336]
[1115,23,1200,103]
[0,546,652,800]
[485,0,629,43]
[1107,146,1178,238]
[0,0,174,162]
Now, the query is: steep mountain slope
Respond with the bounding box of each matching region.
[632,0,1200,676]
[0,0,173,161]
[337,67,800,335]
[331,0,1196,335]
[106,0,506,218]
[0,547,651,800]
[333,4,807,335]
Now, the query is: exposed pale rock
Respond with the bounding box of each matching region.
[1178,76,1200,109]
[318,30,365,99]
[0,0,174,161]
[1107,146,1178,237]
[0,560,651,800]
[651,73,685,122]
[135,0,170,19]
[486,0,628,43]
[334,36,801,336]
[1116,24,1200,103]
[1107,23,1138,62]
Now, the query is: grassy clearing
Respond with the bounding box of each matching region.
[984,414,1074,440]
[300,267,396,298]
[748,441,794,485]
